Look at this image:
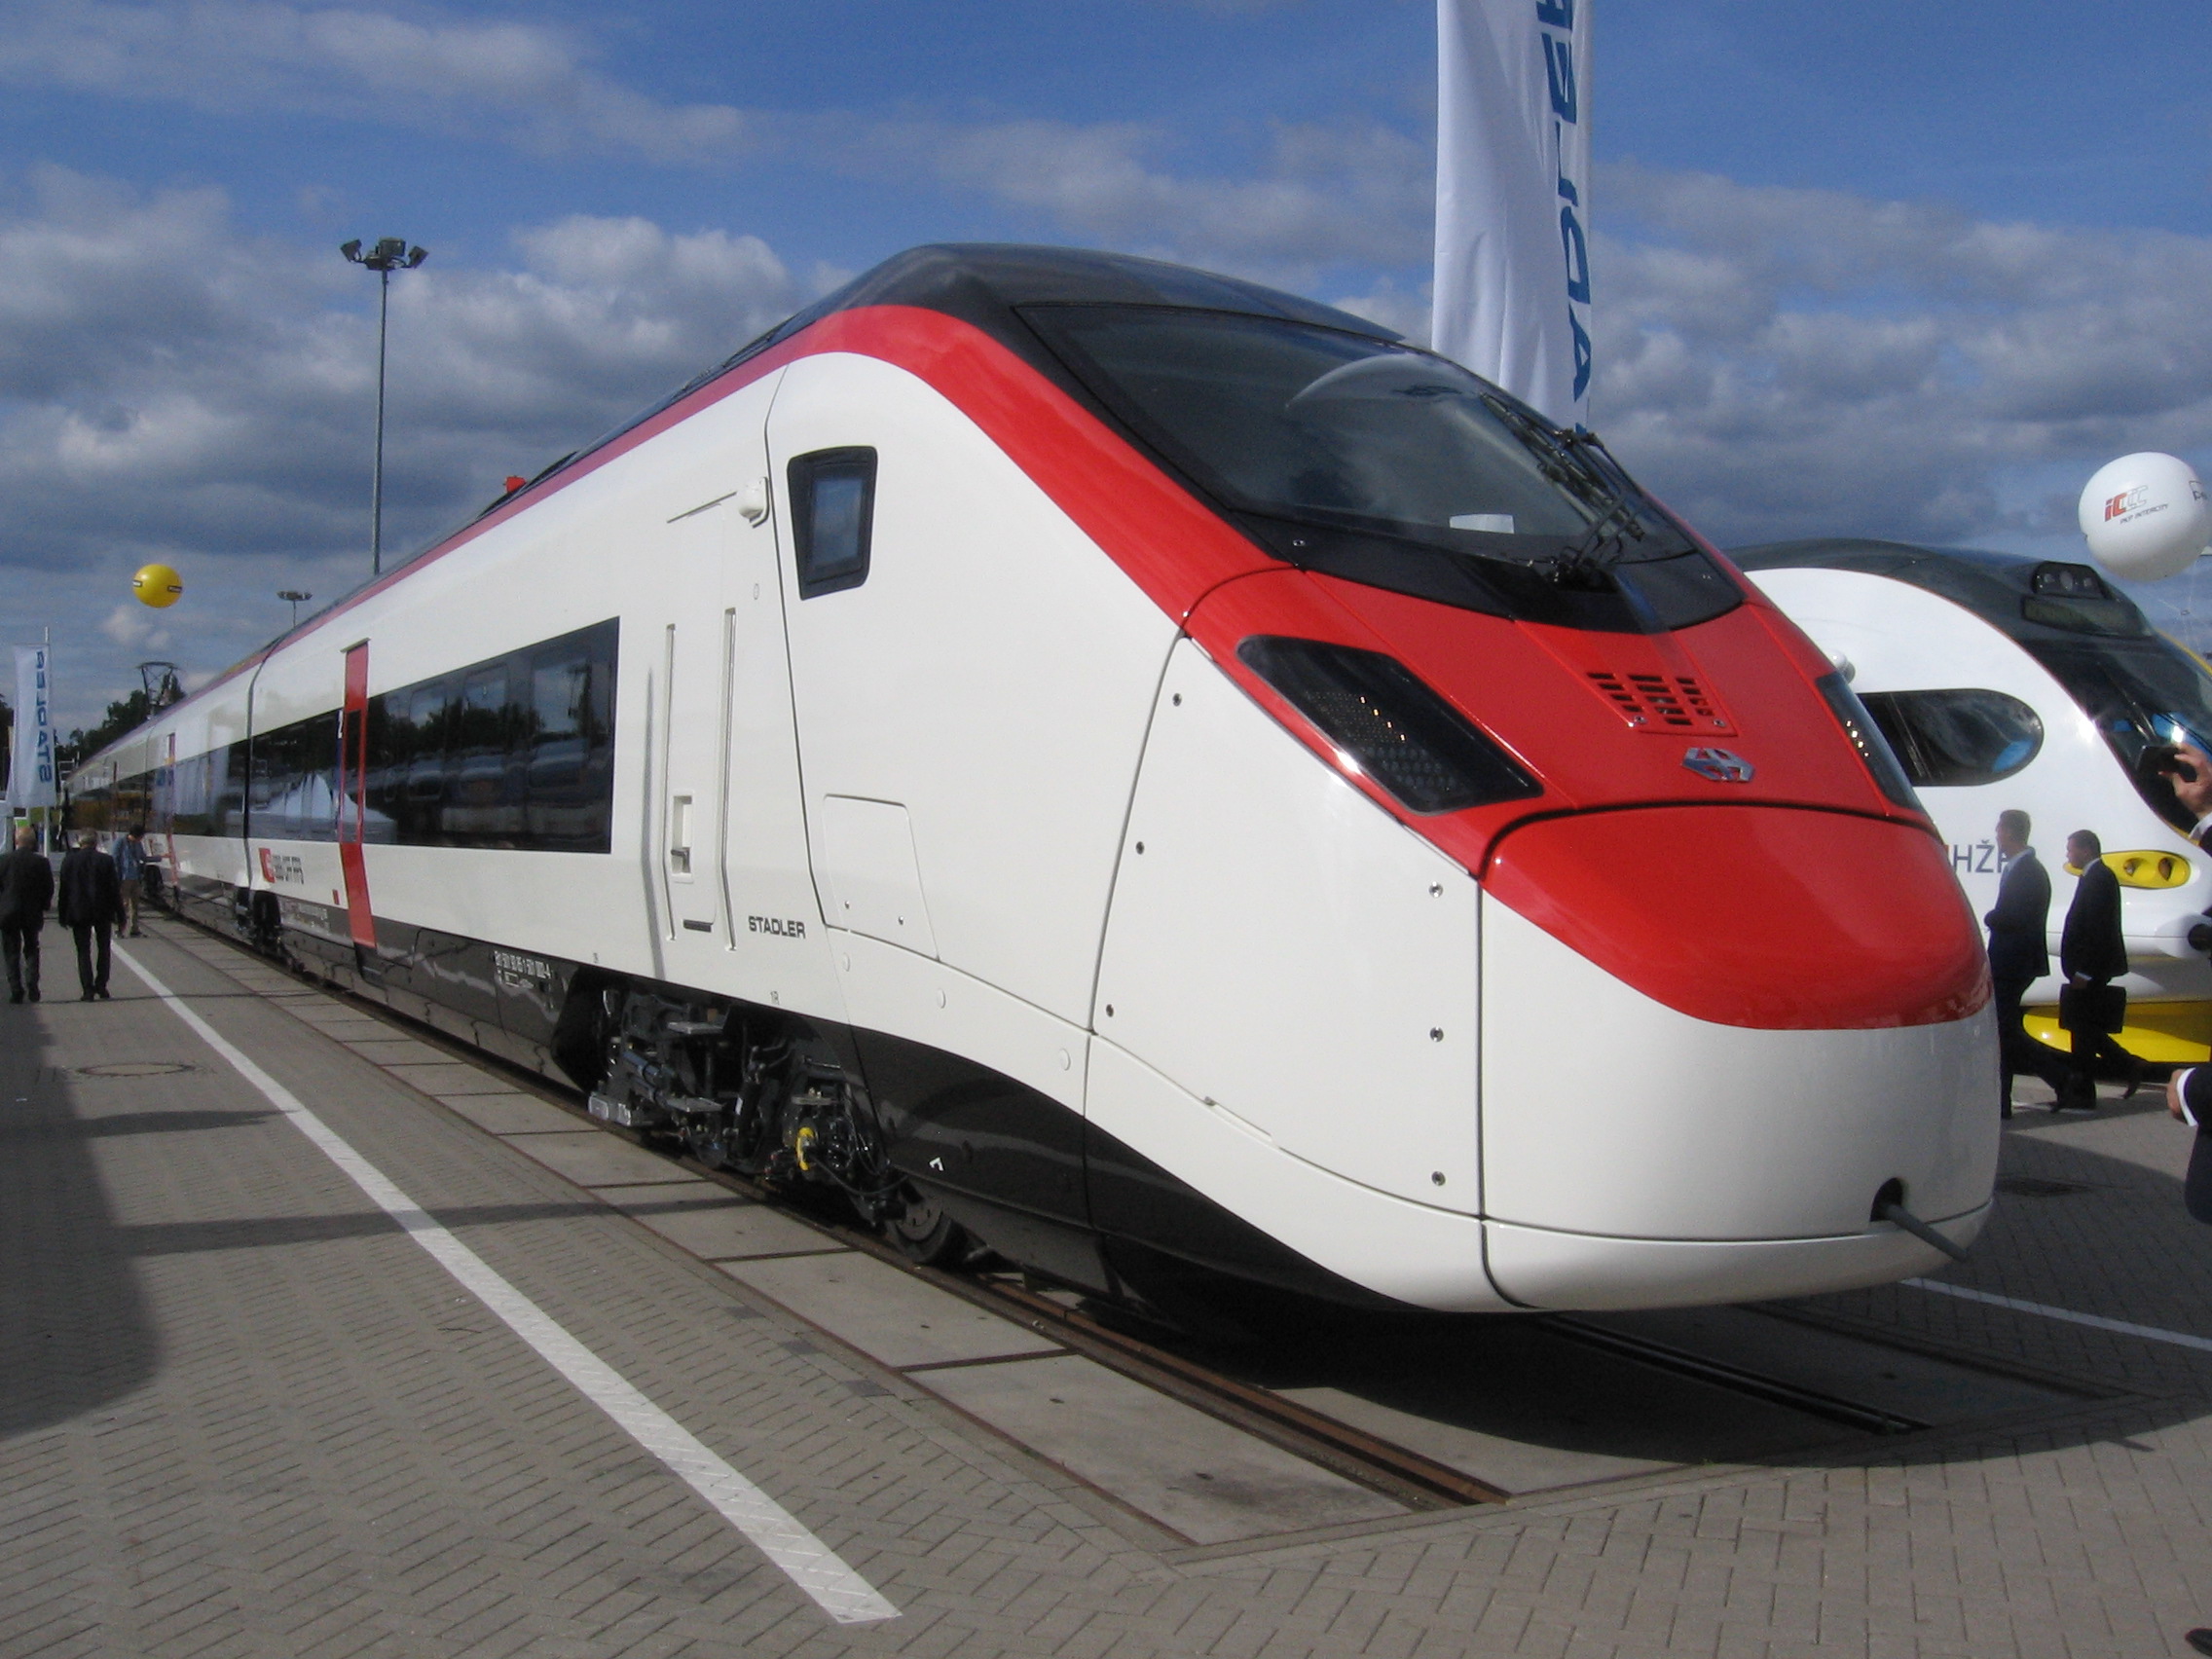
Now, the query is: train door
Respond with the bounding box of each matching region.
[718,471,838,1014]
[338,642,377,954]
[655,502,735,954]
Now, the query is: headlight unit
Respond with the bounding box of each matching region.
[1816,671,1923,812]
[1237,637,1540,814]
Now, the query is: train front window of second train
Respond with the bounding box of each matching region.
[1028,306,1697,565]
[1856,688,2043,788]
[2023,636,2212,830]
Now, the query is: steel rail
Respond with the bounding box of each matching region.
[162,904,1957,1507]
[1540,1316,1930,1436]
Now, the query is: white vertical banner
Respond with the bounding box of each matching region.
[1432,0,1594,428]
[8,645,56,808]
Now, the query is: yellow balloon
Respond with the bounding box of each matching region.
[132,563,183,608]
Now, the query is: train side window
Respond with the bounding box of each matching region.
[220,744,249,836]
[528,646,591,789]
[461,668,505,739]
[247,724,295,834]
[1857,688,2043,788]
[789,447,876,598]
[522,621,617,850]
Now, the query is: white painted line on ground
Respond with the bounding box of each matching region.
[117,944,899,1626]
[1906,1277,2212,1355]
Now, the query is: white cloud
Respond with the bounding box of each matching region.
[1586,164,2212,553]
[16,141,2212,716]
[0,170,815,720]
[0,0,757,162]
[99,603,166,649]
[909,117,1431,284]
[0,171,813,561]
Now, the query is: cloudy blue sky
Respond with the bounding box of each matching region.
[7,0,2212,725]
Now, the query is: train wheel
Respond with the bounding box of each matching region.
[679,1113,730,1170]
[886,1187,967,1266]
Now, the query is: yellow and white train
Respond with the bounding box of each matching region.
[1743,538,2212,1065]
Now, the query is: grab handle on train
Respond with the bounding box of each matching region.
[1871,1179,1971,1264]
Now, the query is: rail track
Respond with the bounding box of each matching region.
[163,905,2094,1516]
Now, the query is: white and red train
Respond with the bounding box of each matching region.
[74,245,1998,1312]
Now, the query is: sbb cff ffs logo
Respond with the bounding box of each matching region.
[258,848,305,884]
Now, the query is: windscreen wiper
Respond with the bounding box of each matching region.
[1482,400,1649,581]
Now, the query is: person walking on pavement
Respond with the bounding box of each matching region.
[1987,809,2063,1117]
[0,824,54,1004]
[2160,983,2212,1658]
[2056,830,2140,1110]
[113,826,148,938]
[2099,752,2212,1655]
[56,830,123,1001]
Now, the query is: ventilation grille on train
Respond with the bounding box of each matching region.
[1588,671,1732,733]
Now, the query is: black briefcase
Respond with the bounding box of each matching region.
[2059,982,2127,1036]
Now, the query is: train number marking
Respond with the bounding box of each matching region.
[494,948,553,989]
[748,916,807,940]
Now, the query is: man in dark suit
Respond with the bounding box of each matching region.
[1987,809,2062,1117]
[56,830,124,1001]
[2151,749,2212,1659]
[2169,1065,2212,1224]
[2057,830,2137,1110]
[0,824,55,1004]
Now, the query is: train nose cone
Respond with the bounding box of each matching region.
[1485,803,1990,1032]
[1477,805,1998,1309]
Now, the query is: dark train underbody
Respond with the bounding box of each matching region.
[173,872,1400,1317]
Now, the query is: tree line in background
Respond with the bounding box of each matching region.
[67,688,159,764]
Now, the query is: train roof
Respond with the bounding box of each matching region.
[529,243,1402,521]
[789,243,1402,340]
[84,245,1403,761]
[1731,536,2156,645]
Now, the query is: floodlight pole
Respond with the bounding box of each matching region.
[340,238,428,576]
[372,264,390,572]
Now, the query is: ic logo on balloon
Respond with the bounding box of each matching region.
[2080,453,2210,582]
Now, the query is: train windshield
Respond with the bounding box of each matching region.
[1027,305,1737,630]
[2022,635,2212,831]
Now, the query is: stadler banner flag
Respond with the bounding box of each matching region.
[7,645,56,809]
[1432,0,1594,429]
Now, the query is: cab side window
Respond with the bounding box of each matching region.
[789,447,877,599]
[1857,688,2044,788]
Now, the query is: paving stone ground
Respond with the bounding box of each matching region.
[4,917,2211,1658]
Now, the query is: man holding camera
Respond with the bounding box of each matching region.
[2130,745,2212,1659]
[2157,741,2212,1225]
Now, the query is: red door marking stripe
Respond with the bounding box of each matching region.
[339,643,376,949]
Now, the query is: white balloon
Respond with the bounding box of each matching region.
[2079,451,2211,581]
